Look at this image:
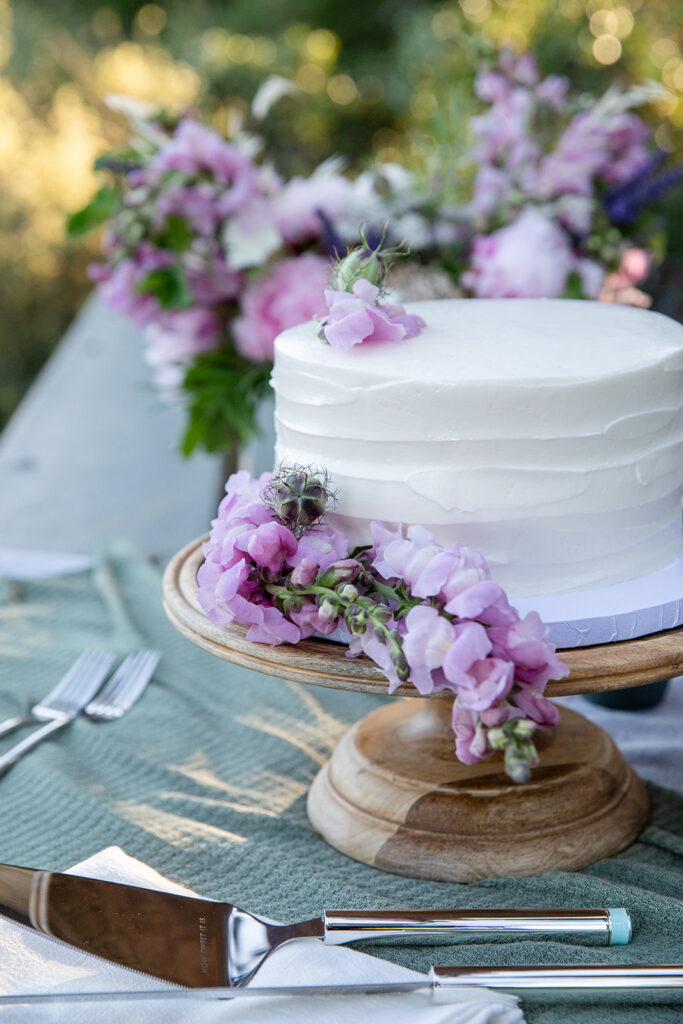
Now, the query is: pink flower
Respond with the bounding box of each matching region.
[323,279,426,350]
[233,253,331,361]
[150,121,256,212]
[90,244,172,325]
[371,523,442,588]
[536,74,569,110]
[289,526,350,572]
[289,600,338,638]
[461,209,575,299]
[236,521,298,574]
[511,688,560,729]
[489,611,569,689]
[456,657,515,712]
[185,255,242,304]
[275,166,354,244]
[144,307,219,399]
[402,606,457,695]
[451,704,489,765]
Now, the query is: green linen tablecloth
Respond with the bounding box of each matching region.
[0,543,681,1023]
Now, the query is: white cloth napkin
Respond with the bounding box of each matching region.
[0,847,523,1024]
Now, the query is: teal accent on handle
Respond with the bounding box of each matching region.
[609,908,632,945]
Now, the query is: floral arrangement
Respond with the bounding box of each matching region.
[197,465,569,783]
[69,49,681,456]
[320,232,426,349]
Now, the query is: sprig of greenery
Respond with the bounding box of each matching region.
[181,342,272,455]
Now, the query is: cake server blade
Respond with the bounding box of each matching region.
[0,863,630,989]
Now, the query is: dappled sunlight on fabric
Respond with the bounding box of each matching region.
[166,754,307,817]
[115,800,246,849]
[235,682,351,767]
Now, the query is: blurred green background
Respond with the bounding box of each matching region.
[1,0,681,431]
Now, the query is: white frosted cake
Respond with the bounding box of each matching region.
[272,299,683,597]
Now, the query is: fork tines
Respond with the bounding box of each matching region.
[85,649,161,720]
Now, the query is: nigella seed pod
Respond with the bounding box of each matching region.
[262,465,337,537]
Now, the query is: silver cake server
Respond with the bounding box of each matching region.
[0,863,631,988]
[0,966,682,1007]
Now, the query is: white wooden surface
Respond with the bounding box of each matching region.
[0,296,222,561]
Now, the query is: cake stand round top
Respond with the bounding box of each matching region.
[163,536,683,698]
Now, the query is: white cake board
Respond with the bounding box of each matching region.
[511,552,683,649]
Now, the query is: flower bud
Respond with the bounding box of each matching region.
[511,717,536,740]
[487,727,507,751]
[290,557,318,588]
[346,603,367,634]
[317,559,360,588]
[317,597,339,627]
[338,583,359,603]
[505,748,532,784]
[331,245,385,292]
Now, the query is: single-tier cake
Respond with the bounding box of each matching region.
[272,299,683,597]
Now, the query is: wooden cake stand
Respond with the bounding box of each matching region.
[163,537,683,883]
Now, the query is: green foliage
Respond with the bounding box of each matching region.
[66,186,119,237]
[136,266,193,309]
[562,270,587,300]
[181,344,273,455]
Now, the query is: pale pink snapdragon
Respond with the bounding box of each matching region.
[323,279,425,350]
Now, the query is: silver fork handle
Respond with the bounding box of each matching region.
[323,908,630,946]
[0,718,72,775]
[0,715,34,739]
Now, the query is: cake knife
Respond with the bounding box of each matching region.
[0,863,631,988]
[0,966,682,1006]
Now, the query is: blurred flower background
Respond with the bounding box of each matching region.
[1,0,681,432]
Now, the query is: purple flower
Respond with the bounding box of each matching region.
[289,600,339,639]
[451,704,489,765]
[143,307,219,400]
[461,209,575,299]
[346,629,402,692]
[247,606,301,645]
[511,688,560,729]
[275,165,354,244]
[288,525,350,572]
[233,253,331,361]
[322,279,426,350]
[371,523,442,588]
[402,606,457,694]
[236,521,298,574]
[150,121,256,212]
[489,611,569,689]
[536,74,569,110]
[90,244,173,326]
[456,657,515,713]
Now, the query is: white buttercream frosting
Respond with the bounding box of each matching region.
[272,298,683,596]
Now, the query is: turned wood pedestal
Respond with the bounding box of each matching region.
[164,537,683,882]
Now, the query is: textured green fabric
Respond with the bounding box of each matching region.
[0,544,681,1023]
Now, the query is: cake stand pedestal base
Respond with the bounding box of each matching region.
[307,701,648,883]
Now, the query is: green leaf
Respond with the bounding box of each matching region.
[135,266,193,309]
[158,216,193,253]
[181,345,273,456]
[562,270,586,300]
[66,186,119,237]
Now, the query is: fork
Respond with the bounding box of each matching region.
[0,650,115,739]
[85,649,160,720]
[0,649,160,776]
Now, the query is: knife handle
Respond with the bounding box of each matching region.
[430,964,683,1003]
[322,908,631,946]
